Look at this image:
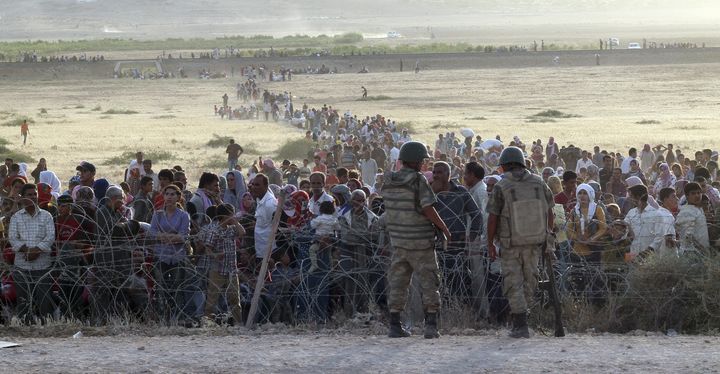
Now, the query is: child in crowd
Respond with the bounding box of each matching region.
[308,200,339,273]
[201,204,245,324]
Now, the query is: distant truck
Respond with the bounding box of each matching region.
[628,42,642,49]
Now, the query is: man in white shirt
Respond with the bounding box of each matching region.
[675,182,710,253]
[250,174,278,259]
[308,172,335,216]
[620,147,638,174]
[655,187,678,256]
[624,184,664,259]
[575,151,594,174]
[8,183,56,323]
[389,142,401,171]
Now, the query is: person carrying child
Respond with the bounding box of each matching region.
[309,200,339,273]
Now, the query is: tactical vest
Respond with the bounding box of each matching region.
[496,173,549,248]
[382,170,435,249]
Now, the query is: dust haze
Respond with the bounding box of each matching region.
[1,0,719,45]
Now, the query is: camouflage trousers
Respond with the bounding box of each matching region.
[501,244,540,314]
[388,247,441,314]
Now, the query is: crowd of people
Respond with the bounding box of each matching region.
[1,92,718,329]
[6,52,106,63]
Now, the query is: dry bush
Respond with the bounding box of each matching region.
[276,138,314,161]
[1,115,34,127]
[103,108,139,115]
[545,254,720,334]
[530,109,581,119]
[206,133,233,148]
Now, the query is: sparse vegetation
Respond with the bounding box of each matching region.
[203,158,229,170]
[397,121,419,134]
[75,104,85,109]
[91,105,102,111]
[636,119,661,124]
[527,118,557,123]
[206,133,234,148]
[1,115,35,127]
[357,95,392,101]
[103,109,138,115]
[0,137,35,162]
[103,150,174,165]
[0,33,365,57]
[39,108,48,114]
[99,115,112,119]
[276,138,315,161]
[153,115,176,119]
[530,109,581,118]
[675,125,706,130]
[464,116,487,120]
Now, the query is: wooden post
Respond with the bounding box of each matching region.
[245,192,285,329]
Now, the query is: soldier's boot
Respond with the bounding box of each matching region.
[423,312,440,339]
[509,313,530,338]
[388,312,411,338]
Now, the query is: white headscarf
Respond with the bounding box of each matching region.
[575,183,597,235]
[39,170,62,198]
[222,170,247,212]
[625,176,659,209]
[18,162,28,177]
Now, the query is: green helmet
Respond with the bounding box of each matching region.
[499,146,526,167]
[399,141,430,162]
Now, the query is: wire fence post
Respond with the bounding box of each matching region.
[245,192,285,329]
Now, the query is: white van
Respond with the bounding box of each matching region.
[628,42,642,49]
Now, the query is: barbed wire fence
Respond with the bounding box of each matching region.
[2,199,720,334]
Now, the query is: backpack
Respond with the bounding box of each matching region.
[497,174,549,247]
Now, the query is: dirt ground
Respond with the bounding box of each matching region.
[2,332,719,373]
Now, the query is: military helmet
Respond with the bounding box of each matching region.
[499,146,526,167]
[399,141,430,162]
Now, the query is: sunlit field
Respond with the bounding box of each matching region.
[1,62,719,183]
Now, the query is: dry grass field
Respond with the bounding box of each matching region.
[0,61,719,183]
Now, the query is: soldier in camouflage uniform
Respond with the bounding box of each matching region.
[381,141,452,339]
[486,146,554,338]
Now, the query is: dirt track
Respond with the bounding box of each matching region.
[2,332,719,373]
[1,47,719,81]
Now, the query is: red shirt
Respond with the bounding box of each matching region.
[325,175,339,188]
[554,191,576,212]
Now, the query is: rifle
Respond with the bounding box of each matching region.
[541,234,565,337]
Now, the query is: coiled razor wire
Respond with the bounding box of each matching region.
[1,199,719,330]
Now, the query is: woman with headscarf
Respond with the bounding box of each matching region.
[586,164,600,184]
[18,162,28,178]
[222,170,247,212]
[567,183,607,264]
[653,163,676,196]
[39,170,62,199]
[640,144,656,173]
[283,190,310,229]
